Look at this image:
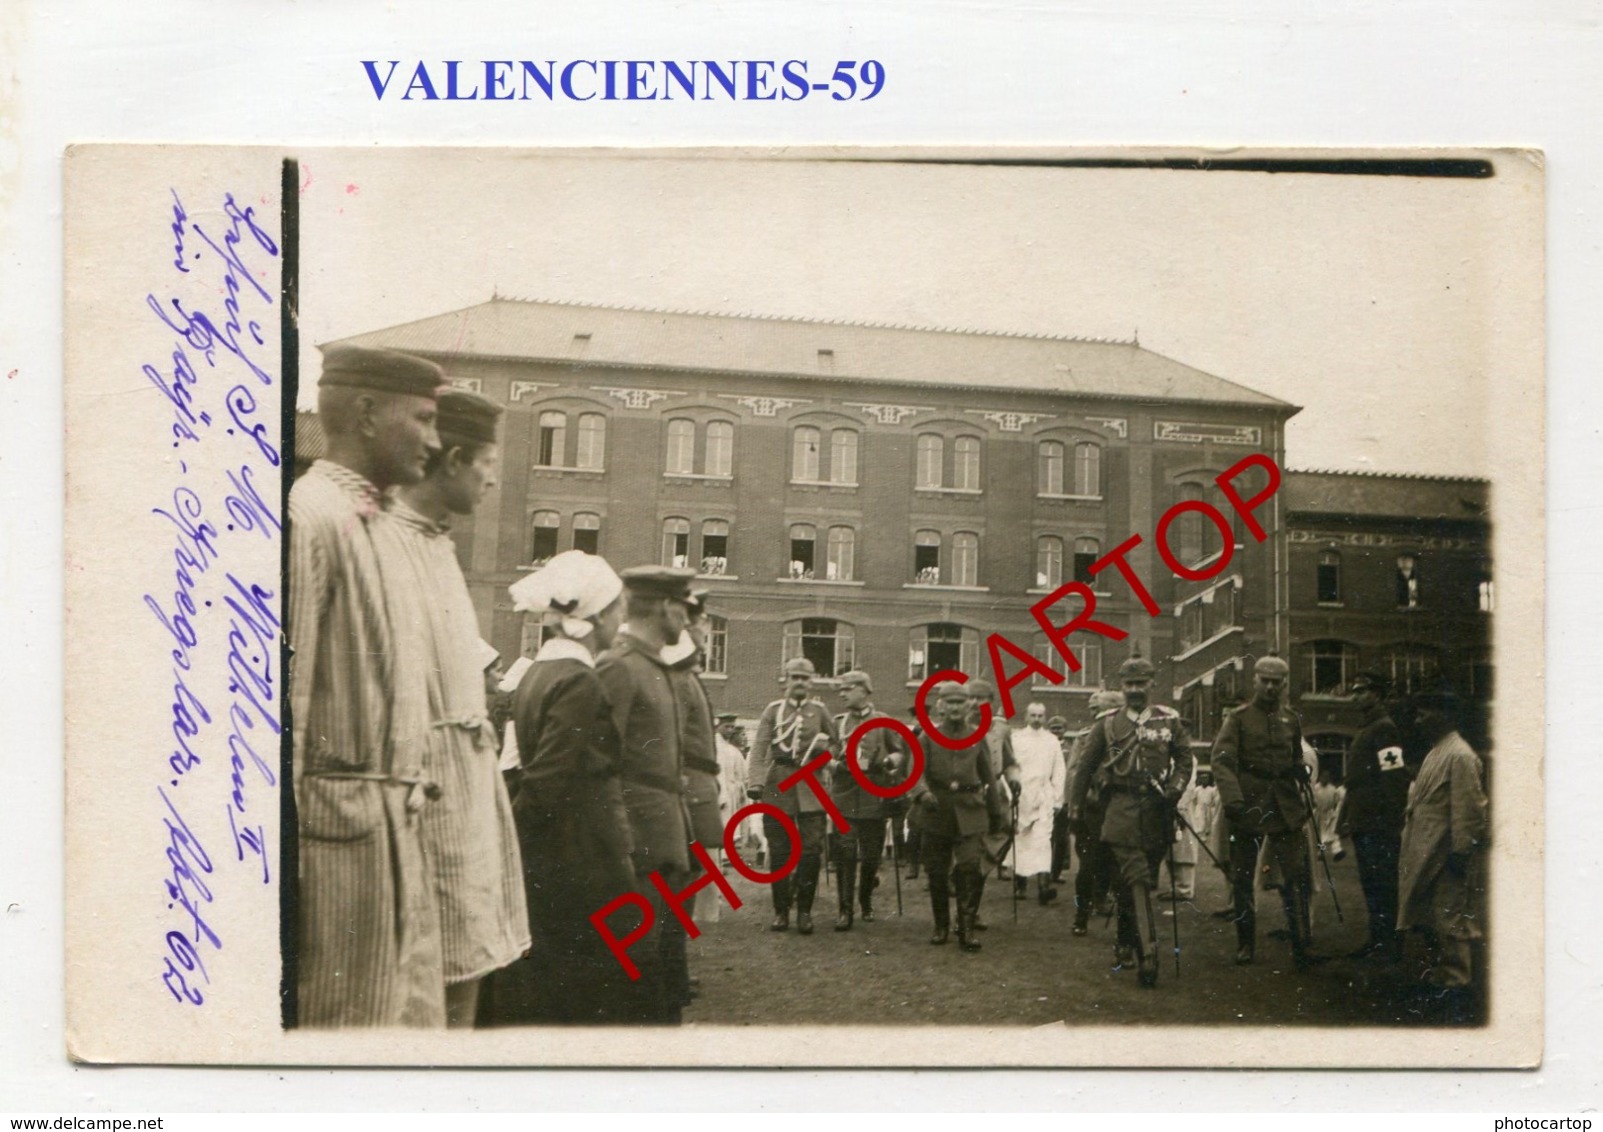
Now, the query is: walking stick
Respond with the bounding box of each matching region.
[1297,777,1344,924]
[1010,793,1020,924]
[889,812,903,916]
[1164,809,1182,978]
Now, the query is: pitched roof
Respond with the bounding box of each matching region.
[1286,469,1489,522]
[332,297,1297,413]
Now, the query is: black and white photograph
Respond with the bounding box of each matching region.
[253,147,1541,1061]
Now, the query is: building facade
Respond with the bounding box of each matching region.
[1283,470,1493,776]
[334,298,1299,726]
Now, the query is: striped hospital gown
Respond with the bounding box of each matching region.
[288,460,446,1028]
[383,499,530,984]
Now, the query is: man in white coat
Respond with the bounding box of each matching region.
[1397,689,1489,1005]
[1006,702,1066,905]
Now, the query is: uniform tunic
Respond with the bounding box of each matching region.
[288,461,445,1028]
[748,697,841,815]
[597,633,692,877]
[1212,701,1310,834]
[907,726,1002,866]
[385,500,529,984]
[831,705,906,822]
[480,642,642,1026]
[1009,726,1066,876]
[1397,731,1489,940]
[1069,706,1194,865]
[1342,707,1409,835]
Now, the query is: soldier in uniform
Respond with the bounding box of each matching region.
[1048,715,1071,885]
[1339,670,1410,961]
[1067,691,1123,937]
[830,670,907,928]
[1068,659,1192,988]
[907,680,1007,952]
[746,657,842,934]
[595,564,700,1023]
[1212,654,1317,969]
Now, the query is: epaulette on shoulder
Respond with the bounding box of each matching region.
[1093,707,1120,720]
[1149,704,1180,719]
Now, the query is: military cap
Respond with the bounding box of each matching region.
[1118,656,1156,681]
[683,587,711,615]
[318,343,447,398]
[837,670,873,693]
[1254,654,1291,678]
[619,564,697,600]
[931,679,971,702]
[1349,669,1391,694]
[966,676,995,700]
[435,387,504,445]
[1090,689,1126,713]
[783,656,818,678]
[1047,715,1068,731]
[1411,685,1461,712]
[716,712,739,723]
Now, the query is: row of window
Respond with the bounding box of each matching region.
[1316,551,1493,612]
[529,411,1106,497]
[1301,639,1489,697]
[525,512,1119,589]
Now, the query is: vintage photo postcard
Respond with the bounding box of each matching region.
[63,145,1543,1067]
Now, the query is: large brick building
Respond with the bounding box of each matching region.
[1284,470,1493,775]
[331,297,1301,728]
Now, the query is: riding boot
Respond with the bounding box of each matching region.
[1234,903,1256,965]
[1114,886,1138,966]
[928,872,950,945]
[858,860,877,921]
[795,850,820,934]
[834,862,856,931]
[1131,882,1160,987]
[1285,883,1318,969]
[954,871,982,952]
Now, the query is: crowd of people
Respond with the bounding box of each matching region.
[289,343,1490,1030]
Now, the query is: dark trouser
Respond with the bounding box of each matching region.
[1228,827,1311,954]
[1110,843,1164,956]
[765,811,826,916]
[905,826,923,873]
[922,830,984,933]
[1074,832,1114,922]
[1351,829,1402,949]
[831,816,888,913]
[1050,807,1070,879]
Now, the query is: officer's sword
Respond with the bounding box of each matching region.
[1296,776,1344,924]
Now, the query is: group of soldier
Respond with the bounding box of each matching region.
[289,342,1489,1029]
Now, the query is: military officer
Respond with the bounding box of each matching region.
[595,564,700,1023]
[1067,658,1193,988]
[746,657,842,934]
[830,670,907,929]
[1066,691,1124,937]
[1339,670,1410,961]
[907,680,1006,952]
[1212,654,1317,970]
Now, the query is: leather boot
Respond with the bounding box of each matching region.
[955,872,982,952]
[859,862,877,922]
[1131,883,1160,988]
[1235,909,1256,965]
[834,862,855,931]
[928,884,950,945]
[770,876,792,931]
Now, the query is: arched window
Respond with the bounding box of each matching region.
[536,411,566,467]
[1036,536,1063,588]
[1074,537,1100,586]
[908,623,980,682]
[530,510,560,564]
[700,519,730,575]
[705,420,734,477]
[1304,639,1359,695]
[1380,643,1439,695]
[826,525,856,581]
[702,614,729,675]
[575,412,606,470]
[913,529,941,584]
[953,436,981,491]
[830,429,859,484]
[1038,441,1064,495]
[1317,550,1342,604]
[1073,443,1102,496]
[915,435,943,489]
[662,516,691,568]
[952,531,979,586]
[572,511,601,555]
[792,426,821,482]
[783,617,855,677]
[788,523,817,579]
[1396,554,1421,609]
[665,419,695,475]
[1176,481,1206,565]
